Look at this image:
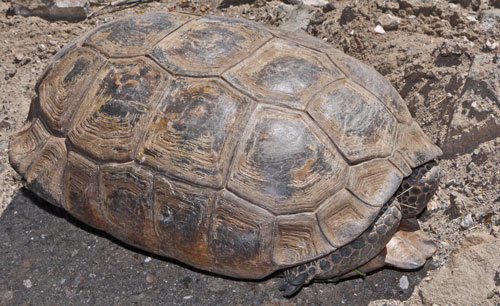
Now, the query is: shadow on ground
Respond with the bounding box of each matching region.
[0,190,434,305]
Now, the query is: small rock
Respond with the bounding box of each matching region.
[8,69,17,78]
[144,256,152,263]
[460,214,474,229]
[487,288,500,299]
[377,14,401,30]
[339,5,358,25]
[322,1,337,13]
[480,9,500,31]
[374,24,385,34]
[0,118,12,130]
[399,275,409,290]
[14,53,24,63]
[485,40,499,51]
[217,0,254,8]
[145,274,156,283]
[23,279,32,288]
[466,15,477,23]
[490,225,499,237]
[375,0,399,11]
[301,0,328,7]
[183,295,193,300]
[278,5,314,32]
[10,0,89,21]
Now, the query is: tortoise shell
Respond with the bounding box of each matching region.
[8,13,442,279]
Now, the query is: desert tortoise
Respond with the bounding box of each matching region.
[9,13,442,296]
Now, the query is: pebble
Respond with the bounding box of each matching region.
[144,256,152,263]
[485,40,499,51]
[377,14,401,30]
[146,274,156,283]
[399,275,409,290]
[14,53,24,63]
[460,214,474,229]
[374,25,385,34]
[301,0,328,7]
[466,15,477,23]
[23,279,32,288]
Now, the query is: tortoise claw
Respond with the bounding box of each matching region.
[280,272,308,297]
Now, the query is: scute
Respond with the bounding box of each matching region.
[137,78,253,189]
[38,47,104,135]
[227,105,348,215]
[348,159,403,207]
[63,152,107,231]
[210,190,275,278]
[8,118,51,176]
[223,39,343,110]
[317,189,379,247]
[273,213,333,266]
[328,52,413,124]
[154,175,214,269]
[85,13,193,57]
[150,16,272,76]
[24,137,67,206]
[396,122,443,168]
[308,80,397,163]
[100,163,158,252]
[68,57,169,162]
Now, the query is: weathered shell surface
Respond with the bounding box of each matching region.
[8,13,442,279]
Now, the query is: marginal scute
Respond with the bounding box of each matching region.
[317,189,379,247]
[137,78,253,188]
[62,152,106,230]
[268,27,340,54]
[69,57,169,162]
[153,175,214,268]
[396,122,443,168]
[150,16,272,76]
[38,48,104,135]
[389,150,413,177]
[348,159,403,207]
[308,80,397,163]
[227,105,348,215]
[328,52,413,124]
[25,137,67,206]
[210,190,275,279]
[100,163,158,252]
[8,118,51,176]
[85,13,193,57]
[223,39,343,110]
[273,213,333,266]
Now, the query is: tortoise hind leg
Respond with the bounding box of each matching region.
[383,218,437,269]
[279,200,402,297]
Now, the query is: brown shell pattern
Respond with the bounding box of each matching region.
[8,13,442,279]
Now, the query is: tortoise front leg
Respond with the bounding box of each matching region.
[279,161,440,297]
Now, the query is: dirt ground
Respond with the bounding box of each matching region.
[0,0,499,304]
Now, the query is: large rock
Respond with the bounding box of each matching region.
[442,54,500,157]
[411,232,500,304]
[10,0,89,22]
[480,9,500,31]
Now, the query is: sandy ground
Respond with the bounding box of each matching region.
[1,0,499,304]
